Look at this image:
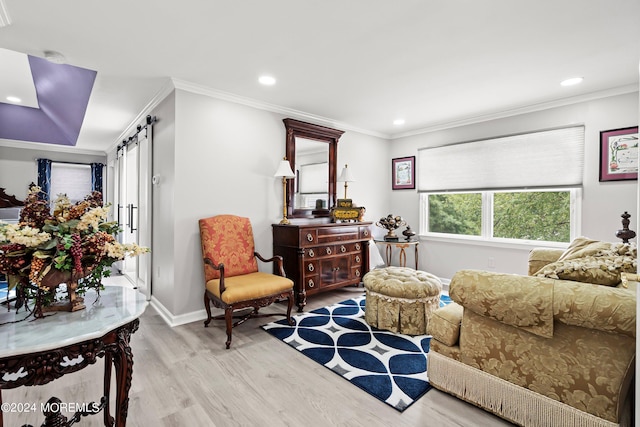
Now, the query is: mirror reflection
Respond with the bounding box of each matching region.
[294,138,329,210]
[284,118,343,219]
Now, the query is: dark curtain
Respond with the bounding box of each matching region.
[91,163,104,194]
[36,158,52,201]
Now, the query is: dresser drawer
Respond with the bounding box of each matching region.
[352,253,363,266]
[304,275,320,290]
[300,229,318,247]
[317,225,360,244]
[304,260,318,275]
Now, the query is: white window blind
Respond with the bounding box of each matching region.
[418,126,585,192]
[50,163,92,204]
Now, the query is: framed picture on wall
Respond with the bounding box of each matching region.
[392,156,416,190]
[599,126,639,182]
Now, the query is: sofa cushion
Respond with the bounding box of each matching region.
[428,302,463,346]
[553,279,636,338]
[534,237,637,286]
[450,270,554,338]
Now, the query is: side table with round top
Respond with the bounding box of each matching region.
[363,266,442,335]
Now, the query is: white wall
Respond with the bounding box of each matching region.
[150,88,389,320]
[389,92,639,279]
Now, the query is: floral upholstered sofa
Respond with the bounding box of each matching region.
[427,237,636,427]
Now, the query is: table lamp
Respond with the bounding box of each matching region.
[338,164,354,200]
[274,158,295,224]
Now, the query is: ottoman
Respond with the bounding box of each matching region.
[363,266,442,335]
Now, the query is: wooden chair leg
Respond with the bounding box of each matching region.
[286,292,294,326]
[203,292,212,327]
[224,307,234,349]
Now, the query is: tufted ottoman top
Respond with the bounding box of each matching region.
[363,266,442,299]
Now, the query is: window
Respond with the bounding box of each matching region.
[49,163,92,205]
[422,189,579,244]
[418,126,584,245]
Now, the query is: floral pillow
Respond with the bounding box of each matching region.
[534,237,637,286]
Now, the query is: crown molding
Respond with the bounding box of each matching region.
[171,78,390,140]
[0,138,106,156]
[392,84,639,139]
[106,78,175,154]
[0,0,11,27]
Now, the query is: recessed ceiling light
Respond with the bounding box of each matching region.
[393,119,405,126]
[6,96,21,103]
[561,77,583,87]
[259,75,276,86]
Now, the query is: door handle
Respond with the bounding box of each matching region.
[129,204,138,233]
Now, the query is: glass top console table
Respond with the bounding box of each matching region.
[0,285,147,427]
[374,240,419,270]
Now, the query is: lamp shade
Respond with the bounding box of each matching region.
[274,159,295,178]
[338,164,355,182]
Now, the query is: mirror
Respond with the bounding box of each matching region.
[284,118,344,218]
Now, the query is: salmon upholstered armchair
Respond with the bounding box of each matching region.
[199,215,294,349]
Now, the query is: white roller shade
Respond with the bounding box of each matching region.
[418,126,584,192]
[50,163,92,203]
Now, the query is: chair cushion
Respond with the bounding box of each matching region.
[199,215,259,281]
[206,272,293,304]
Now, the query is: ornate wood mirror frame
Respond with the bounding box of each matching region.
[284,118,344,218]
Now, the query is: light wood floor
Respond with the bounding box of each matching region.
[2,286,514,426]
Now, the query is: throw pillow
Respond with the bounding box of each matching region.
[534,238,637,286]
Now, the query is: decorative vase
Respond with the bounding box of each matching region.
[402,226,416,241]
[376,214,407,241]
[38,268,88,313]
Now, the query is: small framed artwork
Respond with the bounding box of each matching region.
[599,126,639,182]
[392,156,416,190]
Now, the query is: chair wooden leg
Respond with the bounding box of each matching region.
[224,307,234,349]
[286,291,294,326]
[203,292,212,327]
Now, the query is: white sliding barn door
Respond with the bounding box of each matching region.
[115,127,152,300]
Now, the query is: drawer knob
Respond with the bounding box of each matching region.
[306,233,314,242]
[363,230,369,236]
[326,247,332,255]
[355,243,360,250]
[308,279,315,288]
[340,245,346,253]
[308,249,315,257]
[355,269,361,277]
[355,256,360,263]
[308,263,314,272]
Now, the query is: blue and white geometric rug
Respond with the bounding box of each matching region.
[262,293,452,412]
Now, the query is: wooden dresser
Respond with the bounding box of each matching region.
[273,222,372,311]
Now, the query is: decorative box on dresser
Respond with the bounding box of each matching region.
[273,221,372,311]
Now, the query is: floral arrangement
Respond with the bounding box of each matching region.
[0,186,149,314]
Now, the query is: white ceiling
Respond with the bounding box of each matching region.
[0,0,639,153]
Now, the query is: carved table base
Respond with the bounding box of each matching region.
[0,319,139,427]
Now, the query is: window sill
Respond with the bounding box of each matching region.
[418,233,569,251]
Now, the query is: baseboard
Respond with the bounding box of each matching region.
[150,295,209,327]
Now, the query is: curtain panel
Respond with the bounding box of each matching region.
[36,158,52,201]
[91,163,104,194]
